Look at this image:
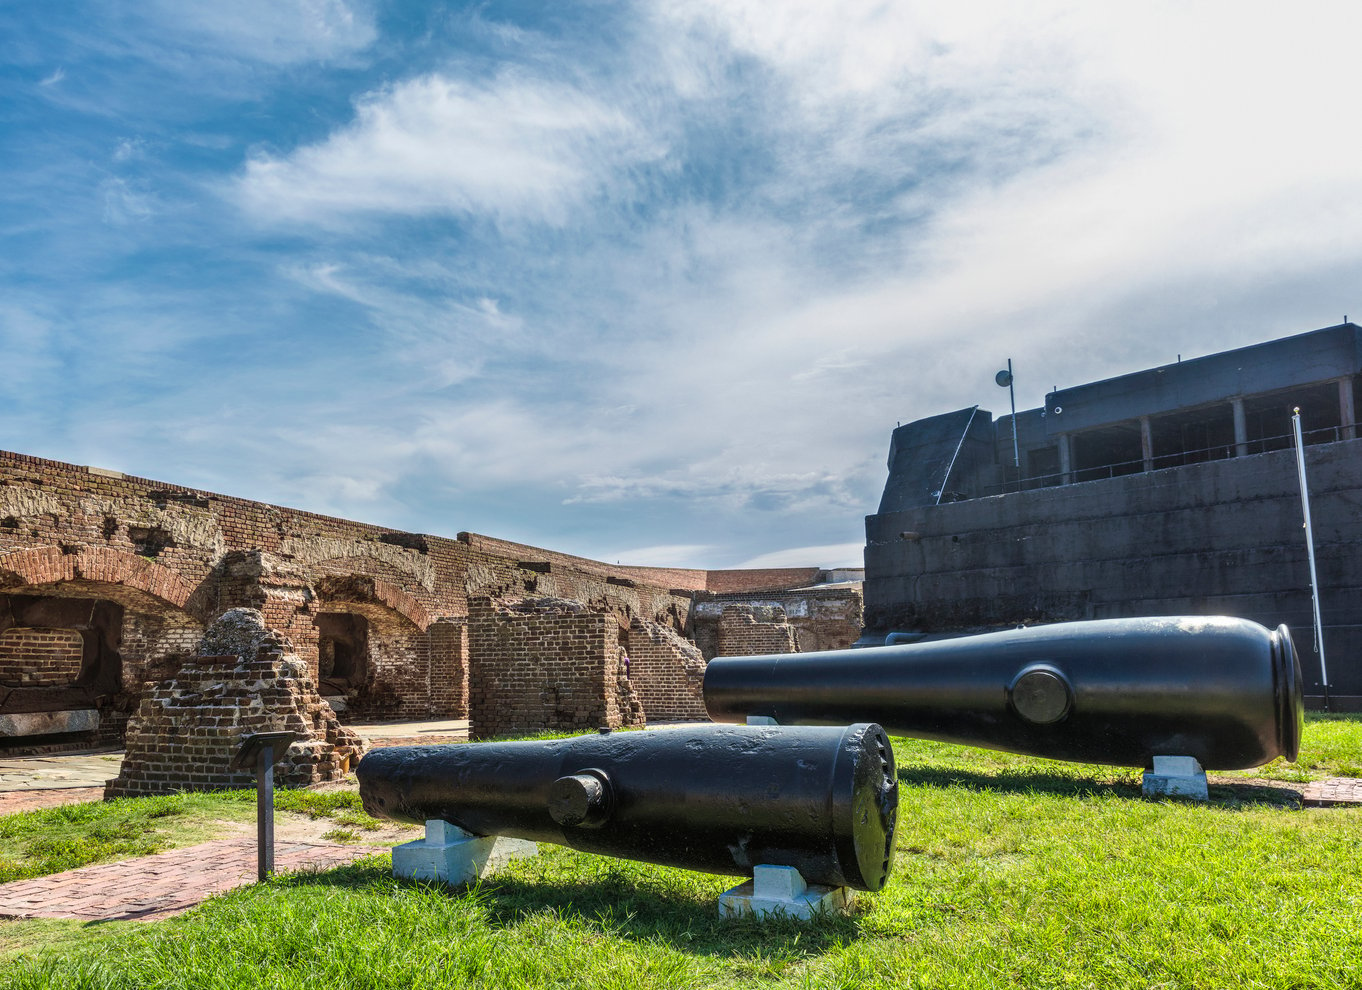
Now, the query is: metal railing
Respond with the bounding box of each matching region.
[980,423,1351,498]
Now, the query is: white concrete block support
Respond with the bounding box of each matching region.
[718,865,853,920]
[746,715,779,726]
[1142,755,1209,801]
[392,819,538,886]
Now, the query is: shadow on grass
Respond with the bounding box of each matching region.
[272,857,863,958]
[899,765,1303,808]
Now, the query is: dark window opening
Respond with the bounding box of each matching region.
[1024,445,1062,487]
[1150,404,1236,469]
[314,612,369,696]
[1243,382,1343,453]
[1072,423,1143,482]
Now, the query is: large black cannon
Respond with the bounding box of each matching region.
[358,722,899,891]
[704,616,1303,770]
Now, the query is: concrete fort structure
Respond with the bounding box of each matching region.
[0,447,862,760]
[864,321,1362,710]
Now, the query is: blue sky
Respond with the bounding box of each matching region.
[3,1,1359,569]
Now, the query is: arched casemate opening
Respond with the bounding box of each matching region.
[315,611,369,698]
[0,548,203,748]
[311,575,449,720]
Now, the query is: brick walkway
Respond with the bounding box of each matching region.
[0,837,382,922]
[0,786,105,816]
[1302,777,1362,806]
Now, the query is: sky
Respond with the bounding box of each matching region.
[2,1,1360,570]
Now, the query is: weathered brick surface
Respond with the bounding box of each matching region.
[0,627,83,687]
[105,618,365,798]
[626,618,707,721]
[714,604,800,657]
[0,448,847,750]
[468,597,644,738]
[693,586,863,658]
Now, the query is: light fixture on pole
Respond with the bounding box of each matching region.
[995,360,1020,470]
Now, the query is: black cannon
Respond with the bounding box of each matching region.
[704,616,1303,771]
[357,722,898,891]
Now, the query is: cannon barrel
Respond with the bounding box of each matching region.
[704,616,1303,771]
[357,722,899,891]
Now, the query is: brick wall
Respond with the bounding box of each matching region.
[626,619,707,721]
[0,447,850,749]
[0,627,84,687]
[693,586,863,657]
[428,619,468,717]
[468,597,645,738]
[716,604,800,657]
[105,620,365,797]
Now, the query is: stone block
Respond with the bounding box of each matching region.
[0,708,100,737]
[392,819,538,886]
[718,865,853,920]
[1142,755,1209,801]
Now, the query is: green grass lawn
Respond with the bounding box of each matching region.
[0,716,1358,989]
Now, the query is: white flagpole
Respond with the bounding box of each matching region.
[1292,408,1330,709]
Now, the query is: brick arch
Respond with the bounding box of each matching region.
[312,574,430,631]
[0,546,195,610]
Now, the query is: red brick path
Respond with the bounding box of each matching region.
[0,786,105,815]
[0,837,380,922]
[1302,777,1362,806]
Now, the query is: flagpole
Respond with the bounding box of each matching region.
[1292,408,1330,710]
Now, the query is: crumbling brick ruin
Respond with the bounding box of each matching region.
[106,609,365,797]
[0,448,863,757]
[468,597,645,738]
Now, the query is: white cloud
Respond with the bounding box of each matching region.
[144,0,376,64]
[39,68,65,86]
[610,544,715,567]
[100,179,157,225]
[237,72,662,225]
[737,543,865,570]
[25,0,1359,568]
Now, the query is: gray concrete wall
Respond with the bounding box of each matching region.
[864,436,1362,700]
[1041,323,1361,434]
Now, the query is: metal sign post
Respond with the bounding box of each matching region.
[232,731,298,880]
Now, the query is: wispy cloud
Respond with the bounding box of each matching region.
[737,543,865,570]
[142,0,376,64]
[236,72,662,225]
[5,1,1362,569]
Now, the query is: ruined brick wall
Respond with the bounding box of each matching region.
[0,627,83,687]
[715,604,800,657]
[456,533,709,594]
[705,568,822,593]
[0,447,850,748]
[626,619,707,721]
[428,619,468,717]
[693,586,863,658]
[457,535,695,636]
[468,597,644,739]
[105,612,365,797]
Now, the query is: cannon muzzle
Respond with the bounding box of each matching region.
[703,616,1303,771]
[358,722,899,891]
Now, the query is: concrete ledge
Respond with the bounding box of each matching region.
[0,709,100,738]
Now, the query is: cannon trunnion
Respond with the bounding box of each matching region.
[357,722,900,892]
[704,616,1304,771]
